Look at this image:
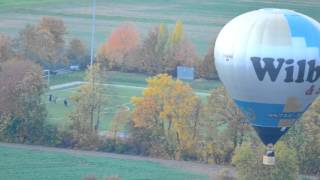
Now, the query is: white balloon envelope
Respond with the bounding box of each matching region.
[214,8,320,146]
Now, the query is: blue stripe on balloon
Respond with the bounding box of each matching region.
[284,13,320,49]
[234,99,302,127]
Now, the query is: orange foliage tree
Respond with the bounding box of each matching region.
[100,23,140,70]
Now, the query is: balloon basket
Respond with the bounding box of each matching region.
[263,155,275,165]
[263,144,275,165]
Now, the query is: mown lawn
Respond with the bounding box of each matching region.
[49,71,85,86]
[46,84,140,130]
[49,71,148,87]
[0,145,206,180]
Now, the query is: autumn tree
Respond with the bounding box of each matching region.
[67,38,89,69]
[157,24,169,53]
[164,21,198,74]
[131,74,201,159]
[169,20,184,45]
[0,34,14,62]
[198,87,249,163]
[110,107,130,140]
[286,98,320,175]
[0,58,47,143]
[38,17,65,48]
[232,142,299,180]
[140,22,197,75]
[140,24,169,74]
[301,110,320,175]
[99,23,140,71]
[69,63,107,147]
[196,40,217,79]
[173,38,198,66]
[17,17,66,68]
[208,87,249,148]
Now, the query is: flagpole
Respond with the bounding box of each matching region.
[90,0,96,66]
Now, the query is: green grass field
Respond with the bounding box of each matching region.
[47,71,220,130]
[0,145,205,180]
[47,84,140,130]
[1,0,319,55]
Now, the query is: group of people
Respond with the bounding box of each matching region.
[48,94,69,107]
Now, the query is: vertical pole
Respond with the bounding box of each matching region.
[48,70,50,86]
[90,0,96,66]
[89,0,97,131]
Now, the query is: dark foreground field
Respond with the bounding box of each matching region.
[0,142,230,180]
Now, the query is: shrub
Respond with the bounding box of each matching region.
[105,176,120,180]
[83,175,97,180]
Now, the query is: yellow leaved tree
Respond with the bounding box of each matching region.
[170,20,184,44]
[69,63,107,147]
[165,21,198,73]
[131,74,201,159]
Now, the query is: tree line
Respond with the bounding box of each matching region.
[0,17,89,70]
[97,21,217,79]
[0,17,217,78]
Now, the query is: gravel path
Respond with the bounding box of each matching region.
[49,81,210,96]
[49,81,83,90]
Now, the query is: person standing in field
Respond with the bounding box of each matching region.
[64,98,68,107]
[49,94,53,102]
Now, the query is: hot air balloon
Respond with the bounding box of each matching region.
[214,8,320,165]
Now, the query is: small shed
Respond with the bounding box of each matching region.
[177,66,194,80]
